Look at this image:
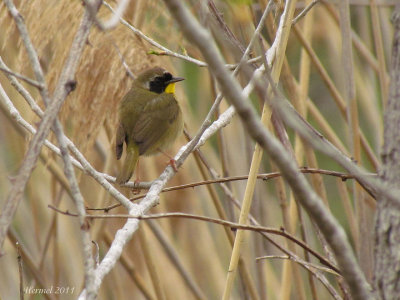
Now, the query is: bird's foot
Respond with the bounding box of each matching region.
[158,148,179,172]
[169,159,178,172]
[131,179,141,194]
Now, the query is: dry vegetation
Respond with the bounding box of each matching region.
[0,0,395,299]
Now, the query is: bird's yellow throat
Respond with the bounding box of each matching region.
[165,83,176,94]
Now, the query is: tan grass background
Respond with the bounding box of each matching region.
[0,0,394,299]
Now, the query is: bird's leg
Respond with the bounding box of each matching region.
[158,148,178,172]
[132,160,141,194]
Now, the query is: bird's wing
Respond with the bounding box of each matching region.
[132,93,179,154]
[116,123,125,160]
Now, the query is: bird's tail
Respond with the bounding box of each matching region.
[116,143,139,184]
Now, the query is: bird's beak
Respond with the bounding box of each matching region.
[167,76,185,84]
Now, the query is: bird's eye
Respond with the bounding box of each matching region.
[149,75,166,94]
[163,72,173,81]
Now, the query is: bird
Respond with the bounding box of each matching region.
[115,67,184,184]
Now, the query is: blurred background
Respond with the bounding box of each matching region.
[0,0,394,299]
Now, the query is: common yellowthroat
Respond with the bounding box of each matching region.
[115,67,184,184]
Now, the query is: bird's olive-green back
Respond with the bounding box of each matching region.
[117,86,182,155]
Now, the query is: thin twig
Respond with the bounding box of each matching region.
[16,242,24,300]
[111,41,135,79]
[292,0,321,25]
[207,0,247,54]
[256,255,342,300]
[48,205,341,274]
[0,56,44,117]
[256,255,338,275]
[103,1,207,67]
[0,66,44,89]
[8,229,54,300]
[87,167,371,212]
